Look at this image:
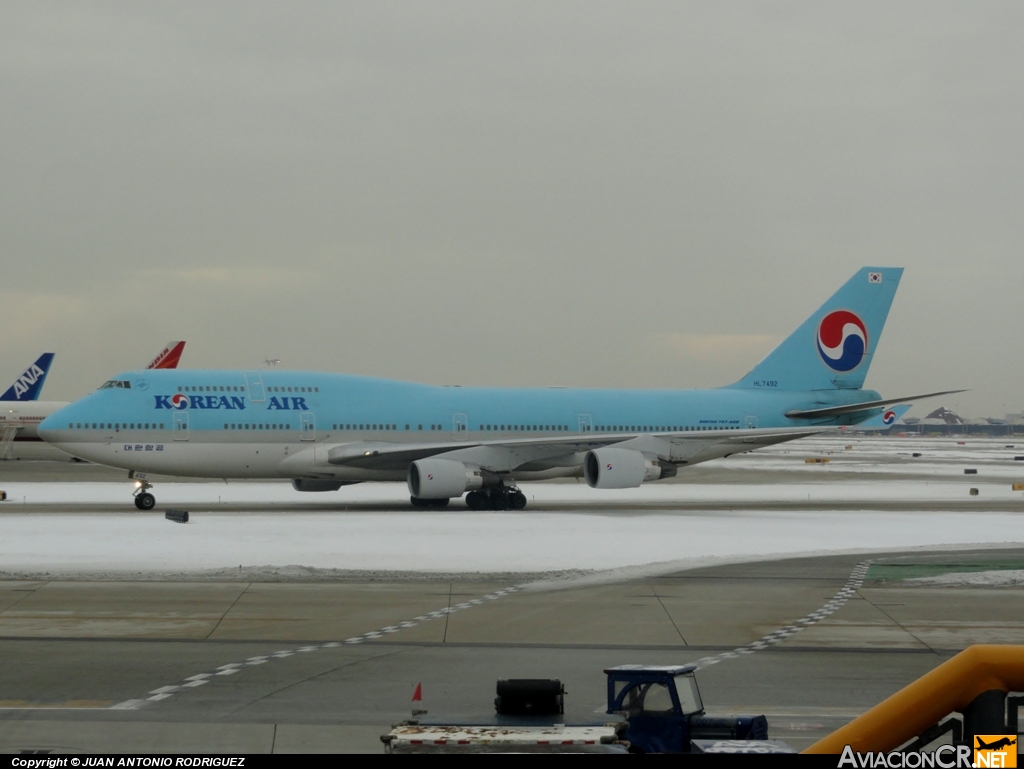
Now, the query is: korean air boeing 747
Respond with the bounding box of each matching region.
[39,268,958,510]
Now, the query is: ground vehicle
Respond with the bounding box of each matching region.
[382,664,793,754]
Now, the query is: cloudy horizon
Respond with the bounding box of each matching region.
[3,2,1022,418]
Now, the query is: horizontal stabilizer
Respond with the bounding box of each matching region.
[855,404,912,430]
[785,390,966,420]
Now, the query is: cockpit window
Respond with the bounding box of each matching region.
[99,380,132,390]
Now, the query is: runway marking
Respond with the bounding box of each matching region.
[113,584,521,709]
[0,700,115,710]
[688,560,872,670]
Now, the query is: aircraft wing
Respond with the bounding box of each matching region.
[321,426,827,474]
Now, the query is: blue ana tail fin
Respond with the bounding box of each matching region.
[1,352,55,401]
[728,267,902,392]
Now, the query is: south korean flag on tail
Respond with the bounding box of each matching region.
[867,272,883,284]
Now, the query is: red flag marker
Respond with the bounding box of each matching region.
[412,683,422,702]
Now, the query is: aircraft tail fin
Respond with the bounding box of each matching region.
[1,352,55,401]
[727,267,903,392]
[146,341,186,369]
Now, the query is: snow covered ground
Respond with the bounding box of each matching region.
[1,435,1022,580]
[907,570,1024,587]
[3,505,1024,581]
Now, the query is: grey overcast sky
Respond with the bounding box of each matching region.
[2,2,1022,416]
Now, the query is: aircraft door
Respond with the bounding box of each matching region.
[578,414,593,434]
[453,413,468,441]
[300,411,315,441]
[174,412,189,441]
[246,374,266,403]
[746,415,758,429]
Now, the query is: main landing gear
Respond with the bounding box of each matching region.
[133,478,156,510]
[465,485,527,511]
[410,496,450,508]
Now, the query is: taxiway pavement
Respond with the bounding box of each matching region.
[1,436,1023,753]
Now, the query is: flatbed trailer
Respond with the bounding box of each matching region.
[382,664,795,754]
[383,722,628,754]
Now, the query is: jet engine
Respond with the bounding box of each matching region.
[583,447,675,489]
[407,458,485,499]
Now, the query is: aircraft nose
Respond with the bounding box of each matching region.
[38,407,71,442]
[38,413,58,441]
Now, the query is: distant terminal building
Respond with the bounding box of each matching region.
[867,407,1024,436]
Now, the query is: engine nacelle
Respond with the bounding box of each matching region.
[407,458,485,499]
[292,479,347,492]
[583,447,671,489]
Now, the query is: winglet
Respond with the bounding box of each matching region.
[147,341,186,369]
[1,353,55,401]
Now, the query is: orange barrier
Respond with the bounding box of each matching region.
[805,645,1024,754]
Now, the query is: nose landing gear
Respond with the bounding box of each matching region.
[131,474,156,510]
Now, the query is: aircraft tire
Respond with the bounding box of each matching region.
[511,491,527,510]
[466,491,482,510]
[135,493,156,511]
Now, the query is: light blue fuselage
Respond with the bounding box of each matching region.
[39,368,880,480]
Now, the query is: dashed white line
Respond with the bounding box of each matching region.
[689,560,872,670]
[113,584,522,709]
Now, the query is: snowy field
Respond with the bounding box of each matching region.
[1,435,1022,580]
[725,433,1024,477]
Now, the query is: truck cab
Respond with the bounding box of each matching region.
[606,664,767,753]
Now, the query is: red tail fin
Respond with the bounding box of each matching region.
[147,341,186,370]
